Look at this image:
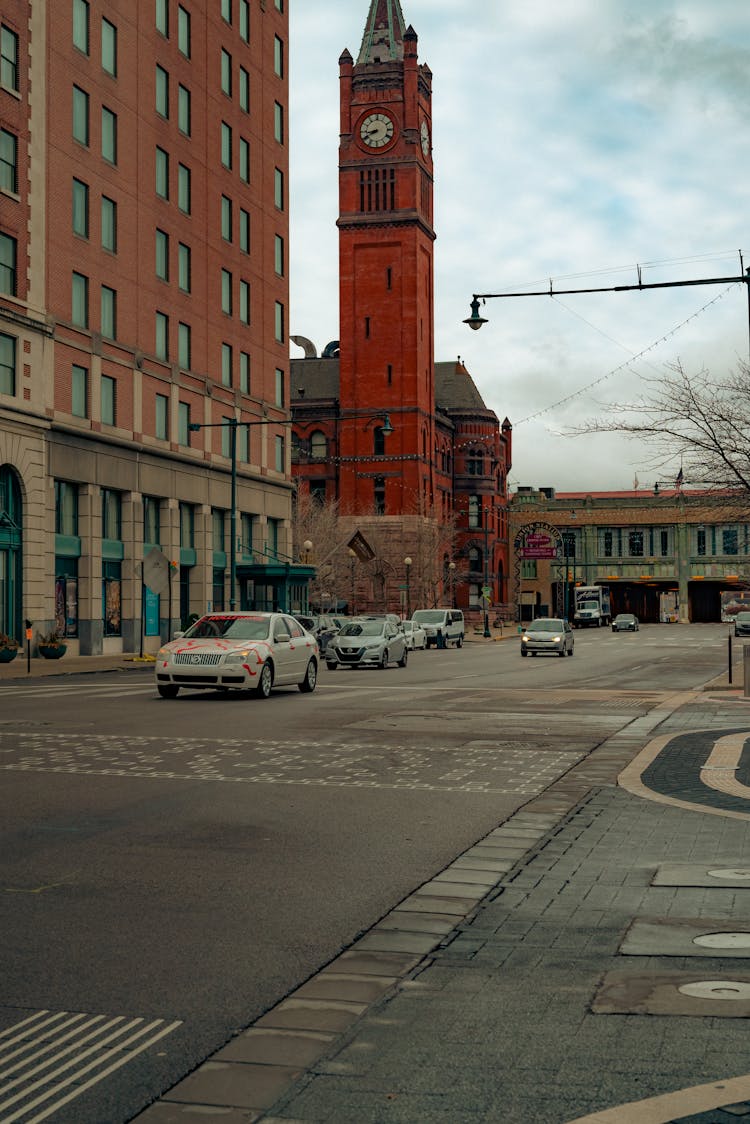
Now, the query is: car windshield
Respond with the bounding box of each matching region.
[616,615,635,622]
[185,616,270,641]
[528,620,564,632]
[339,620,384,637]
[412,611,444,624]
[736,613,750,621]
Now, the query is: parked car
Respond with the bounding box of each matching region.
[155,611,319,698]
[326,617,408,670]
[735,611,750,637]
[411,608,464,648]
[401,619,426,650]
[612,613,639,632]
[294,614,341,652]
[520,618,574,657]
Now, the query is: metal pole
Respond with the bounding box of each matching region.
[483,525,491,638]
[406,565,411,619]
[729,631,733,686]
[229,420,237,611]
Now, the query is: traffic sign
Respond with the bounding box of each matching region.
[143,548,172,596]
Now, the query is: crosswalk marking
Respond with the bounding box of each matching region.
[0,1008,182,1123]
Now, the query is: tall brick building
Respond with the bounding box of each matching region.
[291,0,512,617]
[0,0,301,655]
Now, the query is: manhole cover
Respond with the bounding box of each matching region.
[693,933,750,950]
[678,980,750,1000]
[708,868,750,881]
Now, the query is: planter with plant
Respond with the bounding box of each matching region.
[0,632,20,663]
[38,629,67,659]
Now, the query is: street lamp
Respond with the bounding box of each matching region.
[348,548,357,615]
[404,556,412,619]
[188,415,289,612]
[448,561,456,608]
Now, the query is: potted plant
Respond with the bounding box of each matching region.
[0,632,20,663]
[38,629,67,660]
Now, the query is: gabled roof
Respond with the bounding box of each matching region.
[435,360,489,412]
[357,0,407,64]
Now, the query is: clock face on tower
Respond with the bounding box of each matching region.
[360,112,395,149]
[420,120,430,157]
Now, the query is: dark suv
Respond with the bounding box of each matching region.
[294,614,344,652]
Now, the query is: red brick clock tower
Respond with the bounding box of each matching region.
[337,1,436,516]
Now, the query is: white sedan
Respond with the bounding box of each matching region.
[401,620,426,650]
[155,612,319,699]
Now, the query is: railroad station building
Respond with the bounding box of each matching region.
[510,485,750,623]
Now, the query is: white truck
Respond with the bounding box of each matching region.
[573,585,612,628]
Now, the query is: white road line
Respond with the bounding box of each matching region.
[0,1011,182,1124]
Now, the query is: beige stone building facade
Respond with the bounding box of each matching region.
[510,486,750,624]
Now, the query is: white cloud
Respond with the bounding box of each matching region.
[290,1,750,490]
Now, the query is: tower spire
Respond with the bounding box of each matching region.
[357,0,407,64]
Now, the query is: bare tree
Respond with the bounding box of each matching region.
[582,361,750,504]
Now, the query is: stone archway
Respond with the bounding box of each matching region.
[513,521,563,621]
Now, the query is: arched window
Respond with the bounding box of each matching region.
[468,547,481,572]
[310,430,327,459]
[467,448,484,476]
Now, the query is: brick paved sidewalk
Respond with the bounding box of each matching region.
[258,693,750,1124]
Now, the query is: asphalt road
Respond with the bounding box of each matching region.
[0,623,732,1123]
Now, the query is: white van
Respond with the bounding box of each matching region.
[411,608,464,649]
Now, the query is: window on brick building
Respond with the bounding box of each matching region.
[72,179,89,238]
[239,137,249,183]
[275,368,284,407]
[239,67,249,112]
[221,195,232,241]
[274,102,284,144]
[0,332,15,395]
[178,84,191,136]
[178,243,191,292]
[274,168,284,210]
[177,163,190,213]
[155,393,169,439]
[310,431,326,459]
[72,271,89,327]
[274,301,284,343]
[627,530,644,557]
[274,435,285,473]
[239,0,249,41]
[1,26,19,92]
[155,228,169,281]
[274,36,284,78]
[144,496,161,544]
[239,208,249,253]
[72,364,88,417]
[221,269,232,315]
[221,419,232,459]
[101,286,116,339]
[221,0,232,24]
[156,0,168,37]
[156,147,169,198]
[274,234,284,276]
[239,352,250,393]
[221,122,232,169]
[101,196,117,252]
[239,280,250,325]
[72,86,89,146]
[221,49,232,96]
[178,6,190,57]
[178,402,191,446]
[73,0,89,54]
[101,375,116,425]
[101,18,117,76]
[155,311,169,360]
[101,107,117,164]
[156,65,169,118]
[221,343,232,387]
[178,322,191,369]
[0,128,17,193]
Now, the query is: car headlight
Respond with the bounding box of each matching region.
[224,651,252,665]
[552,635,561,642]
[156,647,171,661]
[521,635,529,643]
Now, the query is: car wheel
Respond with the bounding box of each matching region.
[567,646,574,656]
[326,661,337,671]
[299,658,318,693]
[456,635,463,649]
[157,684,179,699]
[521,649,528,657]
[397,647,408,668]
[379,649,389,669]
[254,661,273,698]
[559,648,566,657]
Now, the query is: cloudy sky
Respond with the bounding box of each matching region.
[289,1,750,492]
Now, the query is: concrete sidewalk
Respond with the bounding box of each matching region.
[0,651,152,678]
[134,685,750,1124]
